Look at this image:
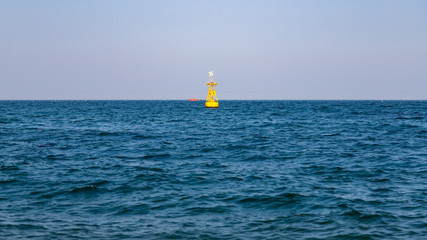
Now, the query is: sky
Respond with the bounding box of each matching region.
[1,0,426,100]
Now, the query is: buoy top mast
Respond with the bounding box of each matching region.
[207,71,218,86]
[205,71,219,108]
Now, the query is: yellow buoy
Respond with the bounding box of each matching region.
[205,71,219,108]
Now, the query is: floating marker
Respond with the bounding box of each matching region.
[205,71,219,108]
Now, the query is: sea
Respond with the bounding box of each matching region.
[0,100,426,239]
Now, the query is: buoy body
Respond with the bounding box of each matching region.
[205,71,219,108]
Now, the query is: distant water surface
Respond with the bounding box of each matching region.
[0,100,426,239]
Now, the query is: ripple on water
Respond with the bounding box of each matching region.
[0,100,426,239]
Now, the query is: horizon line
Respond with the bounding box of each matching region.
[0,99,425,101]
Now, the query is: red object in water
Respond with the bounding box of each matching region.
[188,98,200,101]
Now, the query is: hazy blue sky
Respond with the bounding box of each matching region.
[1,0,426,100]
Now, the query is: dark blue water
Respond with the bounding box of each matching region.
[0,100,426,239]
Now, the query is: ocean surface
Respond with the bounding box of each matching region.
[0,100,426,239]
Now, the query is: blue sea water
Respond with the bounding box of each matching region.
[0,100,426,239]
